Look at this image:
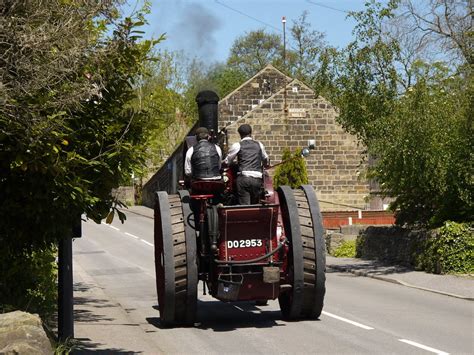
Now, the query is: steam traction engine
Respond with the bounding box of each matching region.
[154,91,326,326]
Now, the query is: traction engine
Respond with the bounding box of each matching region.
[154,91,326,326]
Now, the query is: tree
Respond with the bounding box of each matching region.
[225,13,327,88]
[137,50,190,175]
[320,0,473,226]
[227,29,283,77]
[273,149,309,189]
[402,0,473,66]
[0,0,158,315]
[290,11,327,84]
[207,63,247,98]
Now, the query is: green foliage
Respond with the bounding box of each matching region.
[416,222,474,274]
[227,29,283,77]
[225,16,327,82]
[333,240,357,258]
[53,337,77,355]
[0,1,159,316]
[369,66,473,226]
[207,64,247,99]
[273,149,309,189]
[0,1,159,250]
[289,11,327,84]
[321,0,473,227]
[0,244,57,318]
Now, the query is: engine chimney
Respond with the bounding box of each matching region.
[195,90,219,136]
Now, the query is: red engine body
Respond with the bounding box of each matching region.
[189,167,290,303]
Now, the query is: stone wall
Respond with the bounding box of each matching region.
[356,226,428,266]
[142,142,184,208]
[221,79,369,211]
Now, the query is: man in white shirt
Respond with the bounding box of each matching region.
[184,127,222,180]
[223,124,269,204]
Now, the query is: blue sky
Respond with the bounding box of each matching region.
[125,0,372,63]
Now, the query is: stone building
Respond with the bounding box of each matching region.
[143,65,375,211]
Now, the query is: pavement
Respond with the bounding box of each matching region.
[326,256,473,301]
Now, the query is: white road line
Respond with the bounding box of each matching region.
[125,232,139,239]
[399,339,449,355]
[108,225,120,231]
[233,305,244,312]
[322,311,374,330]
[140,239,154,247]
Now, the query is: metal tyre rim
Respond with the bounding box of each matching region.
[277,186,304,320]
[154,191,197,326]
[295,185,326,319]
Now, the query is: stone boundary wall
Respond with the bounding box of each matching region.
[326,226,431,266]
[356,226,429,266]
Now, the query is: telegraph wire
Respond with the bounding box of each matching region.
[305,0,351,14]
[214,0,282,32]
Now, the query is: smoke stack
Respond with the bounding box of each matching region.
[195,90,219,136]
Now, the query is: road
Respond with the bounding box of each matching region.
[73,209,473,354]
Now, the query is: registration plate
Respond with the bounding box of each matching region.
[227,239,263,248]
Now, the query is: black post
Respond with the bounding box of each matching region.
[58,217,81,341]
[58,235,73,341]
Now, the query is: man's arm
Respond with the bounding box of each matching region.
[184,147,193,176]
[215,145,223,169]
[259,142,270,167]
[223,142,240,165]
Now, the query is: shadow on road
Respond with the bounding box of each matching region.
[72,338,143,354]
[147,299,294,332]
[73,281,145,353]
[73,282,116,323]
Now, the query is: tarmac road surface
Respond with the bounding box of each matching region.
[72,208,473,354]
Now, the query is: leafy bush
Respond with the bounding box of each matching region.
[0,1,158,320]
[0,244,57,318]
[322,1,473,227]
[333,240,357,258]
[273,148,309,189]
[416,222,473,274]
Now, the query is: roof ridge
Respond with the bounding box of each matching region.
[219,64,293,102]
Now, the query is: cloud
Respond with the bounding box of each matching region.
[169,2,222,60]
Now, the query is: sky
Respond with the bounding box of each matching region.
[124,0,372,63]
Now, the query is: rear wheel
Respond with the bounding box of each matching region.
[277,185,326,320]
[154,191,197,326]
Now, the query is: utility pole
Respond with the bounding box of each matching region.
[282,16,288,114]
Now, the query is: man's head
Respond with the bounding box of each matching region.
[238,124,252,138]
[195,127,209,141]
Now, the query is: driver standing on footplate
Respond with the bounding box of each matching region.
[223,124,269,205]
[184,127,222,181]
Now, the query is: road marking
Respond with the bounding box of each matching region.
[233,305,244,312]
[108,225,120,231]
[140,239,154,247]
[399,339,449,355]
[322,311,374,330]
[125,232,139,239]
